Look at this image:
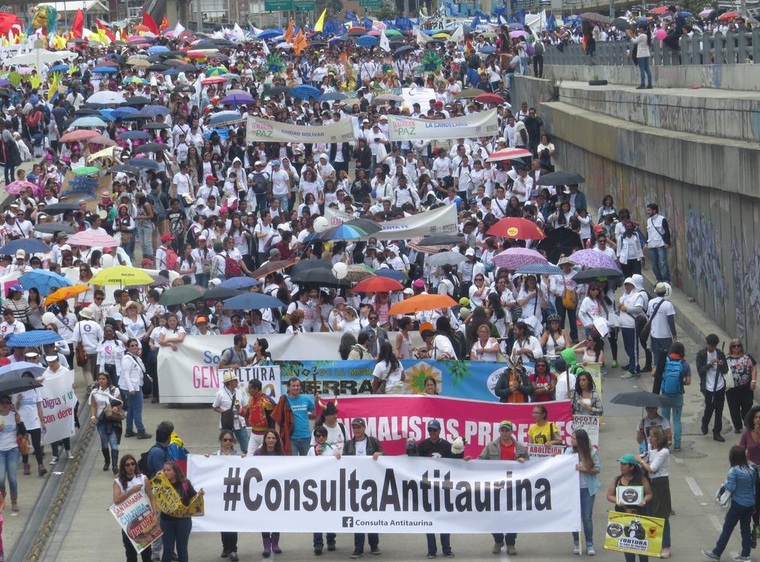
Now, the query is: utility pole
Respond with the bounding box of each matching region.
[197,0,203,31]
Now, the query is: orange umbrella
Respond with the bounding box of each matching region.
[44,284,90,306]
[486,217,546,240]
[353,277,403,293]
[388,294,458,315]
[60,129,100,143]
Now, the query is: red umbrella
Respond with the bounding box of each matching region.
[60,129,100,143]
[486,148,533,163]
[201,77,226,85]
[353,276,403,293]
[474,93,506,105]
[487,217,546,240]
[649,6,669,14]
[718,11,738,21]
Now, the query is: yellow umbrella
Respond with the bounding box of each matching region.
[127,58,150,67]
[432,32,450,39]
[88,146,118,162]
[90,266,153,287]
[44,284,90,306]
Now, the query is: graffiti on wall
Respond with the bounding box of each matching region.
[685,208,726,301]
[743,245,760,334]
[732,231,746,340]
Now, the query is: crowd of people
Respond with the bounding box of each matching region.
[0,12,750,562]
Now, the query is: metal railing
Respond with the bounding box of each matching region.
[544,29,760,66]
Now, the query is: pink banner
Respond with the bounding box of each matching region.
[330,395,573,457]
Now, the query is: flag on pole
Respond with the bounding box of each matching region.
[173,22,185,36]
[379,29,390,52]
[47,71,59,102]
[284,19,294,43]
[261,39,270,55]
[314,8,327,33]
[71,9,84,38]
[449,25,464,43]
[414,26,430,44]
[160,14,169,31]
[292,29,307,54]
[142,11,160,35]
[95,18,115,42]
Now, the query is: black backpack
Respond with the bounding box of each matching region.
[137,444,165,476]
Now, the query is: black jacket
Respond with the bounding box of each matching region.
[494,369,533,403]
[696,347,728,394]
[344,435,383,456]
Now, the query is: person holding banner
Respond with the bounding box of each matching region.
[606,453,653,562]
[113,454,155,562]
[90,373,123,474]
[477,420,529,556]
[272,378,316,456]
[156,461,203,562]
[528,404,562,446]
[565,429,601,556]
[702,446,756,562]
[494,366,533,403]
[253,430,285,557]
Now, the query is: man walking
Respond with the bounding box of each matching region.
[645,203,671,282]
[647,283,677,380]
[697,334,728,442]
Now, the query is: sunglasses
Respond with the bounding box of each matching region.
[222,438,233,442]
[124,461,136,467]
[369,317,378,321]
[732,344,742,348]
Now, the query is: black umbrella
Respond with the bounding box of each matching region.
[289,259,332,277]
[0,376,42,396]
[108,164,141,175]
[536,227,583,264]
[74,107,100,115]
[143,122,170,130]
[572,268,625,284]
[127,157,160,170]
[213,39,236,47]
[394,45,415,56]
[291,268,350,288]
[146,64,170,72]
[134,143,171,154]
[418,233,464,246]
[203,286,241,301]
[537,171,585,186]
[33,222,77,235]
[610,391,670,408]
[194,40,218,49]
[124,96,151,106]
[120,111,155,121]
[264,86,289,96]
[42,203,79,215]
[613,17,631,30]
[173,85,197,93]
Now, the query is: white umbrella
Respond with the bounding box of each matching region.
[428,251,467,267]
[275,42,292,50]
[86,91,127,105]
[6,50,75,66]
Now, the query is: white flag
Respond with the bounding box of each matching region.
[414,26,430,44]
[449,25,464,44]
[379,30,390,52]
[233,23,245,39]
[261,39,270,55]
[174,22,186,36]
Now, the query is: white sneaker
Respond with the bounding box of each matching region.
[587,545,596,556]
[48,457,58,465]
[67,452,75,459]
[573,544,580,555]
[732,555,750,562]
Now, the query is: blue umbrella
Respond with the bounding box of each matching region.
[257,29,283,40]
[119,130,151,140]
[147,45,170,54]
[141,105,171,117]
[356,35,379,48]
[289,85,321,100]
[319,91,348,102]
[221,93,255,105]
[0,361,46,378]
[93,66,118,74]
[111,106,140,118]
[515,263,563,276]
[19,270,72,296]
[6,331,63,348]
[223,293,285,310]
[50,64,69,72]
[376,269,409,281]
[127,157,160,170]
[96,110,115,122]
[219,277,261,290]
[164,68,180,76]
[479,45,496,53]
[0,239,50,256]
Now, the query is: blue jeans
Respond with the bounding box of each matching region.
[650,337,672,378]
[426,533,451,555]
[637,56,652,87]
[290,437,311,456]
[137,222,155,259]
[492,533,517,546]
[572,487,595,547]
[314,532,336,548]
[621,327,636,373]
[123,390,145,432]
[713,500,753,557]
[234,428,249,455]
[648,246,670,282]
[274,193,289,213]
[97,420,119,450]
[354,533,379,552]
[160,516,192,562]
[660,393,684,448]
[0,447,19,495]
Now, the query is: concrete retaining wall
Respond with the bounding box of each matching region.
[514,74,760,350]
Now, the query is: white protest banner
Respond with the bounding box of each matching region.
[324,204,458,241]
[109,489,162,554]
[187,454,580,534]
[526,444,567,458]
[158,336,284,403]
[40,368,76,446]
[573,414,600,449]
[246,116,355,143]
[387,109,500,141]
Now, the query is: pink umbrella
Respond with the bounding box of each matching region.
[4,180,40,197]
[67,230,120,248]
[493,247,547,270]
[510,30,529,38]
[567,249,622,272]
[486,148,533,163]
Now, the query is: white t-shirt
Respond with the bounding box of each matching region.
[647,297,675,339]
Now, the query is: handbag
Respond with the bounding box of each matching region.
[104,400,126,423]
[76,325,87,367]
[220,408,236,430]
[639,299,665,342]
[16,419,28,455]
[716,483,731,507]
[562,288,577,310]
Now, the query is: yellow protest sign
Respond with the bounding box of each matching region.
[604,511,664,558]
[150,471,204,518]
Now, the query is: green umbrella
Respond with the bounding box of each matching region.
[72,166,100,176]
[158,284,205,307]
[385,29,403,36]
[456,88,484,99]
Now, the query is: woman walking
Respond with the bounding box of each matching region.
[726,339,757,435]
[702,446,756,562]
[636,427,672,558]
[89,373,122,474]
[565,429,601,555]
[113,454,154,562]
[157,461,203,562]
[0,395,21,512]
[211,430,243,561]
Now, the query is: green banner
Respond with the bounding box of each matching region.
[264,0,294,10]
[359,0,382,8]
[293,1,315,10]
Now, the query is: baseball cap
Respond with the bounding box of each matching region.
[465,248,475,257]
[25,352,38,359]
[206,175,216,182]
[351,418,366,427]
[196,316,208,323]
[499,420,514,431]
[619,453,637,465]
[333,297,346,306]
[655,282,669,294]
[161,233,174,242]
[427,420,441,430]
[15,250,25,259]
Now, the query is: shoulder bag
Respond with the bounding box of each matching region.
[76,324,88,367]
[639,299,665,342]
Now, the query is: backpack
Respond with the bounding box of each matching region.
[165,247,179,271]
[661,357,684,395]
[26,109,42,129]
[224,252,243,278]
[137,444,164,475]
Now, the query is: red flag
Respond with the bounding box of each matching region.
[142,11,160,35]
[95,17,115,42]
[71,9,84,38]
[160,14,169,31]
[0,12,22,37]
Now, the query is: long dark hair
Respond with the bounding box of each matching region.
[729,445,749,468]
[257,429,284,455]
[338,333,357,360]
[118,454,141,490]
[573,429,593,469]
[377,341,400,371]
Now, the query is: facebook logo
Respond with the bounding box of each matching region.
[342,517,354,528]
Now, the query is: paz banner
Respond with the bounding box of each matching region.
[386,109,500,141]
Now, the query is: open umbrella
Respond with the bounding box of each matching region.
[0,239,50,255]
[142,123,171,130]
[72,166,100,176]
[257,29,283,40]
[118,130,151,141]
[580,12,612,24]
[492,247,547,270]
[67,231,119,248]
[44,284,90,306]
[0,376,42,396]
[107,165,141,175]
[19,270,72,295]
[456,88,484,99]
[319,92,347,102]
[388,294,458,315]
[221,94,254,105]
[127,158,161,170]
[87,91,127,105]
[418,233,464,247]
[537,171,585,186]
[32,222,77,235]
[610,391,670,408]
[41,203,78,215]
[159,284,205,306]
[515,263,563,276]
[289,85,321,100]
[291,268,350,288]
[0,361,46,379]
[486,148,532,163]
[613,17,631,30]
[134,143,171,154]
[218,277,261,290]
[345,264,375,282]
[487,217,546,240]
[289,259,332,277]
[353,277,403,293]
[208,111,245,126]
[375,269,409,282]
[60,129,101,143]
[536,227,583,264]
[474,93,506,104]
[319,219,381,241]
[567,249,622,271]
[203,286,241,301]
[427,251,467,267]
[394,45,415,56]
[356,35,379,48]
[250,260,297,279]
[70,116,108,129]
[4,180,40,196]
[90,266,153,286]
[571,267,625,284]
[223,293,285,310]
[6,331,62,348]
